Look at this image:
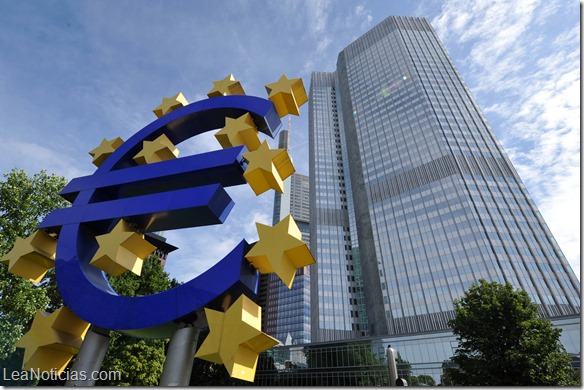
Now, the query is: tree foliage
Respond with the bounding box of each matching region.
[413,374,436,386]
[97,255,177,386]
[0,169,69,254]
[0,169,69,385]
[447,279,577,386]
[0,168,182,386]
[0,169,68,359]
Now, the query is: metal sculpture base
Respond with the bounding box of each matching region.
[159,326,200,386]
[66,327,111,386]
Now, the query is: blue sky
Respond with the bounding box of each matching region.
[0,0,579,282]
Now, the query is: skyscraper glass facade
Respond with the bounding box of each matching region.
[262,126,312,345]
[309,15,580,342]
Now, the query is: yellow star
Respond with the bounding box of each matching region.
[14,306,90,374]
[207,74,245,98]
[133,134,179,165]
[0,231,56,283]
[245,215,315,288]
[88,137,124,167]
[242,140,295,195]
[152,92,189,118]
[90,219,156,276]
[215,113,261,151]
[264,74,308,117]
[195,294,279,382]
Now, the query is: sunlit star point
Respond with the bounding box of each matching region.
[208,74,246,98]
[153,92,189,118]
[245,215,315,288]
[195,295,278,382]
[242,141,294,195]
[133,134,179,165]
[0,230,57,283]
[89,137,124,167]
[14,307,90,373]
[265,74,308,117]
[215,113,261,151]
[90,219,156,276]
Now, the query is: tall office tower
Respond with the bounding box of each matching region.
[309,15,580,342]
[260,122,312,345]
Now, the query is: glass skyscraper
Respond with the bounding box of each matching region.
[308,15,580,342]
[260,124,312,345]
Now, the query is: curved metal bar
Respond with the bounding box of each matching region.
[41,95,281,338]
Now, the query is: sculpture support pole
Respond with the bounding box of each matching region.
[159,326,200,386]
[66,327,111,386]
[387,345,398,387]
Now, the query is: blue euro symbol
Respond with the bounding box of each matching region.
[39,95,281,338]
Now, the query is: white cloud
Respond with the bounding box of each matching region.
[432,0,580,277]
[72,81,152,139]
[164,227,241,283]
[244,210,271,238]
[316,36,333,53]
[501,39,580,279]
[354,3,373,28]
[3,0,577,288]
[306,0,331,37]
[445,0,537,93]
[552,25,579,46]
[178,131,221,156]
[0,139,90,180]
[162,180,274,282]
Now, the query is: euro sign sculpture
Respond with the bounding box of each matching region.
[5,74,315,382]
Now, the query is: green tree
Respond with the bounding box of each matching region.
[415,374,436,386]
[0,169,69,255]
[447,279,577,386]
[395,351,412,382]
[0,169,68,385]
[0,168,182,386]
[351,342,386,386]
[97,255,177,386]
[0,169,69,326]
